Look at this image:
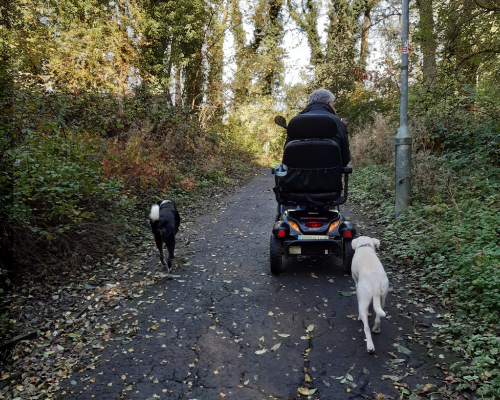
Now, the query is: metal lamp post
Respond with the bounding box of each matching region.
[395,0,411,218]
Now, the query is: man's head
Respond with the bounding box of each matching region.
[308,89,335,110]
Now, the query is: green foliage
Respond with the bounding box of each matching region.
[141,0,209,96]
[8,129,126,229]
[221,98,287,162]
[350,116,500,396]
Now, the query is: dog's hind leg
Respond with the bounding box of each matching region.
[155,236,166,266]
[358,297,375,353]
[372,294,386,333]
[165,241,175,280]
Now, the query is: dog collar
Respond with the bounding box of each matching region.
[357,243,373,249]
[159,200,173,209]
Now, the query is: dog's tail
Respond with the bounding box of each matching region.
[150,204,160,222]
[373,293,386,319]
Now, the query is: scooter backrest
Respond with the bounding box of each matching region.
[287,114,339,141]
[283,139,342,169]
[281,139,343,193]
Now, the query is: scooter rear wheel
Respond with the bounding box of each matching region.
[342,238,354,274]
[270,235,283,274]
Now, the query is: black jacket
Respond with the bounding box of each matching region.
[285,102,351,167]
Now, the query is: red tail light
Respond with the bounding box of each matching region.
[305,222,323,228]
[343,230,352,238]
[278,230,286,238]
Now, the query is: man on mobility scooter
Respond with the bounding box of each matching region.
[270,89,356,274]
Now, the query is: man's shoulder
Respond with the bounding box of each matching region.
[300,102,338,117]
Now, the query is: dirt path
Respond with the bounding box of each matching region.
[61,169,451,400]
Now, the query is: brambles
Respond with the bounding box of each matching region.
[350,113,500,397]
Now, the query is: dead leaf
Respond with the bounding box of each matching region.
[270,343,281,352]
[393,343,411,355]
[298,387,317,395]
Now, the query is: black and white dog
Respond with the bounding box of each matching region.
[149,200,181,278]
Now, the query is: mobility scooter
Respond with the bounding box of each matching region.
[270,113,356,274]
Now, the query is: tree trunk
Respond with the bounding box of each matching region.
[416,0,437,85]
[230,0,251,103]
[262,0,284,96]
[287,0,323,65]
[359,7,371,72]
[174,65,182,106]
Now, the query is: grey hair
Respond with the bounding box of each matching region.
[308,89,335,106]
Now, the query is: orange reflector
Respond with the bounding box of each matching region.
[344,230,352,238]
[328,220,340,233]
[288,220,299,232]
[278,230,286,238]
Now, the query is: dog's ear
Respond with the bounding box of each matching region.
[373,238,380,249]
[156,200,163,206]
[171,200,177,209]
[351,238,358,250]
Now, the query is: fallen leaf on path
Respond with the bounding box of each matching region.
[298,387,317,395]
[278,333,290,338]
[255,349,267,355]
[382,375,402,381]
[306,324,315,332]
[338,291,353,296]
[270,343,281,351]
[393,344,411,355]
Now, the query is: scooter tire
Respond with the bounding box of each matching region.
[270,235,283,275]
[342,238,354,274]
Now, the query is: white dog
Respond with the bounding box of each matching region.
[351,236,389,353]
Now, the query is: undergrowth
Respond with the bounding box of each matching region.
[350,113,500,398]
[0,83,271,296]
